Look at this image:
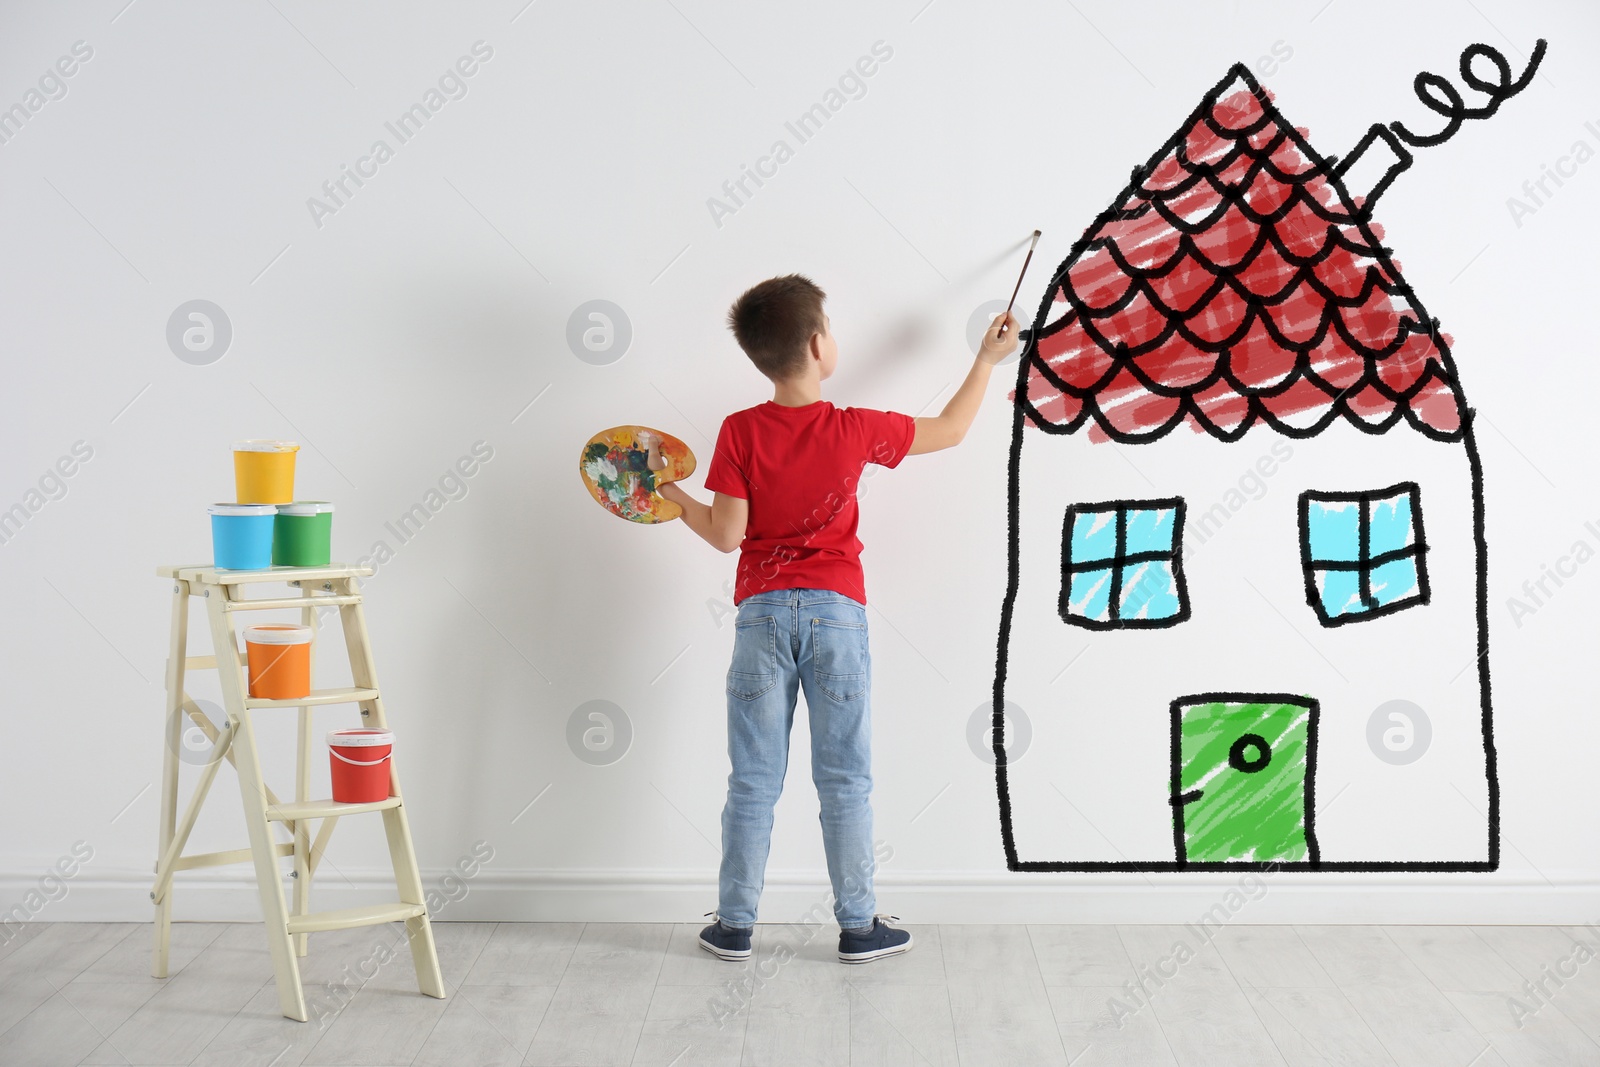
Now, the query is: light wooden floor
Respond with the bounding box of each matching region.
[0,920,1596,1065]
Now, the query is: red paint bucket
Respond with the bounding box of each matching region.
[328,729,393,803]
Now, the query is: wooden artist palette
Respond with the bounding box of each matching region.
[579,425,696,523]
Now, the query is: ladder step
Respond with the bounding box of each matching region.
[285,901,426,935]
[226,594,362,612]
[158,563,373,585]
[245,686,379,709]
[266,796,401,822]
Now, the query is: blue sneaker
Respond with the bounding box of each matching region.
[838,915,913,963]
[698,914,752,961]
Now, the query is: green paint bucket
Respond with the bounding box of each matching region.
[272,501,334,567]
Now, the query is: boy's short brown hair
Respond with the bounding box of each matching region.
[726,274,826,381]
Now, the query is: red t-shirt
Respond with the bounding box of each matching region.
[704,400,916,605]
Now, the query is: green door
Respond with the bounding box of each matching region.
[1171,695,1319,865]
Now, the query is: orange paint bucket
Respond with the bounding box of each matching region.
[244,624,313,699]
[233,440,299,504]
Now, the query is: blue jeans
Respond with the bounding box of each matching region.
[718,588,876,929]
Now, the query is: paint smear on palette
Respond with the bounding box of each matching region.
[579,425,697,524]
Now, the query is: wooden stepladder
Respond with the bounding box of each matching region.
[149,563,444,1022]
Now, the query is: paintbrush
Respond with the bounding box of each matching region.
[997,229,1042,338]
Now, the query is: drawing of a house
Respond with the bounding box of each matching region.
[994,64,1497,871]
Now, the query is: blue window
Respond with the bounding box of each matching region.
[1299,482,1429,626]
[1060,498,1189,630]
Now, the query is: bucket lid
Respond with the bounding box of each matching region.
[210,503,278,517]
[243,624,314,645]
[277,500,334,516]
[328,728,393,747]
[233,439,300,453]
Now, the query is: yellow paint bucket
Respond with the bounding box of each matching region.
[233,440,299,504]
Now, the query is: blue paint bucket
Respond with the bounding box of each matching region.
[210,503,277,570]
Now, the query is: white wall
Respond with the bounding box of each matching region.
[3,0,1598,925]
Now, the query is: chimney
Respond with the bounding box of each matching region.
[1332,123,1414,218]
[1331,38,1546,218]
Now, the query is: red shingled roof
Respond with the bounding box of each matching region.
[1017,67,1467,443]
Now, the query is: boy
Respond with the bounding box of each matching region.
[654,274,1018,964]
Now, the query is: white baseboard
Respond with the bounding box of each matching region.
[7,866,1600,926]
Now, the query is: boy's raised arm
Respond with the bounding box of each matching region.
[908,310,1019,455]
